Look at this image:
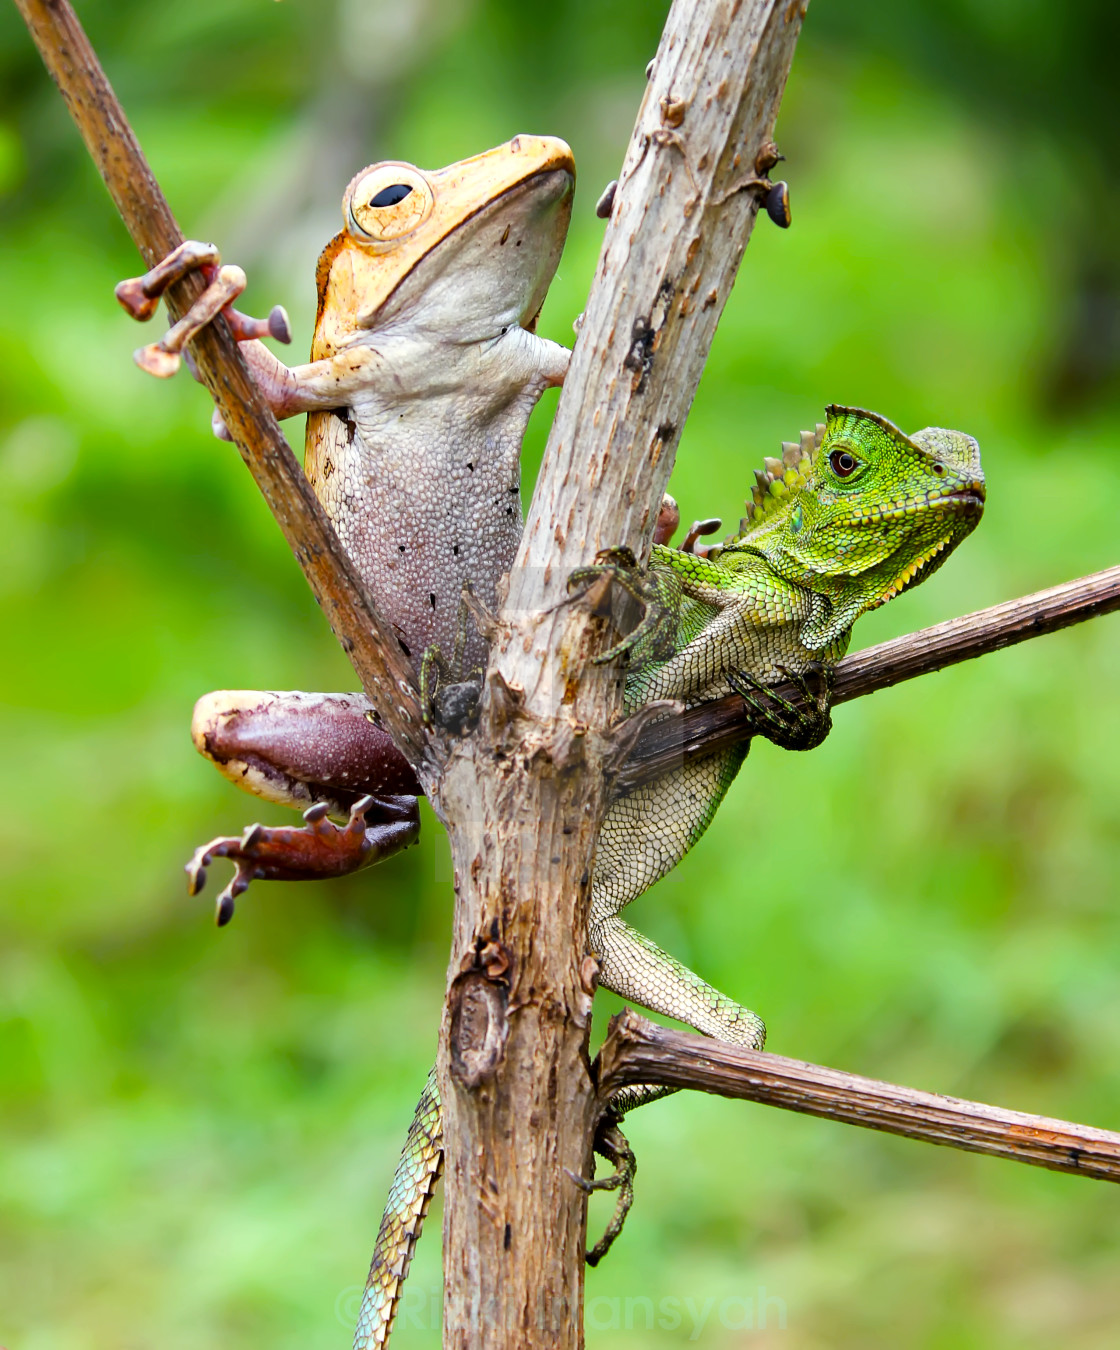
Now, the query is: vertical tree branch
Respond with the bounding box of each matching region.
[436,2,809,1346]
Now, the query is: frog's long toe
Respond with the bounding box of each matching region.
[185,793,421,924]
[117,239,292,379]
[133,264,247,377]
[114,239,221,319]
[224,303,292,345]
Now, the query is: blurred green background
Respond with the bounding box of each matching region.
[1,0,1118,1346]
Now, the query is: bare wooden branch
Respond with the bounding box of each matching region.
[598,1013,1120,1184]
[619,563,1120,791]
[15,0,426,766]
[436,3,809,1345]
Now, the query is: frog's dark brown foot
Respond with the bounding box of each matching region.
[186,792,420,926]
[566,1117,637,1267]
[115,239,291,378]
[729,662,834,752]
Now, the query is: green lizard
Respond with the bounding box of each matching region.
[582,404,985,1058]
[354,404,985,1346]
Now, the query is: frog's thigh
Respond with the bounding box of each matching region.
[191,689,421,810]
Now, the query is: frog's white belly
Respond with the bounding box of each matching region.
[311,393,529,671]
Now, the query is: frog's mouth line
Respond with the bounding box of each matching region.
[369,167,574,332]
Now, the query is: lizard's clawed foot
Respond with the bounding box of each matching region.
[567,1117,637,1267]
[186,793,420,926]
[567,547,678,666]
[729,662,834,752]
[419,585,486,732]
[116,239,291,378]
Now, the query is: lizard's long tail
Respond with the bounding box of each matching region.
[354,1066,443,1350]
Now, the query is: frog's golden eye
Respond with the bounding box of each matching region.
[345,164,434,245]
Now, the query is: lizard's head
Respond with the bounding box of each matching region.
[727,405,984,649]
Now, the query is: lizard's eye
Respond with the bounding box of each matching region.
[345,163,434,244]
[828,448,859,479]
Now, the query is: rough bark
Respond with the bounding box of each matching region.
[436,2,808,1345]
[598,1013,1120,1183]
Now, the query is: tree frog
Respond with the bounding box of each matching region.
[120,136,574,919]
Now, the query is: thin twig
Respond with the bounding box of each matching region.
[14,0,426,766]
[619,563,1120,791]
[598,1013,1120,1184]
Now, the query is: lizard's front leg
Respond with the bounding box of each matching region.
[567,546,681,666]
[728,662,834,751]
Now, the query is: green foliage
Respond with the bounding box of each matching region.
[1,2,1117,1347]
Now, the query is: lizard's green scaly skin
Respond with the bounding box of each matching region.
[355,406,985,1347]
[589,405,985,1065]
[355,1068,441,1349]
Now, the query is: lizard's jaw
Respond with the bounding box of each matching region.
[935,486,986,512]
[877,537,952,604]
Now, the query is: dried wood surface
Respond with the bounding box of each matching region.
[436,3,809,1345]
[599,1013,1120,1183]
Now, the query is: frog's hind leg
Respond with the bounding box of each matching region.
[187,793,419,926]
[188,689,421,923]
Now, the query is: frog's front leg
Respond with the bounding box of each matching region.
[115,240,292,378]
[189,690,422,923]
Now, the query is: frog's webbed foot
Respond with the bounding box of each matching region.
[567,547,678,666]
[186,792,420,927]
[115,239,291,379]
[728,661,834,752]
[652,493,681,546]
[566,1116,637,1267]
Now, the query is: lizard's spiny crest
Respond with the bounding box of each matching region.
[735,422,826,536]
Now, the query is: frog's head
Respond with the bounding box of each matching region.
[313,136,574,356]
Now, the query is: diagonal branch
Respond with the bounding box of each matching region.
[619,563,1120,791]
[15,0,426,767]
[598,1013,1120,1184]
